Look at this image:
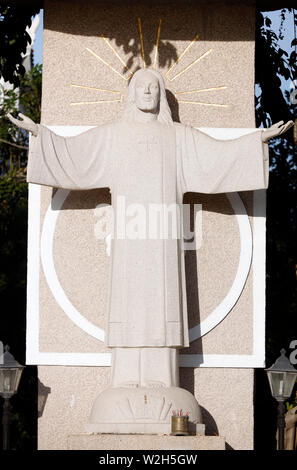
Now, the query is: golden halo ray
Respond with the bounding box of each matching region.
[153,18,162,69]
[175,86,228,95]
[138,17,146,68]
[100,34,134,77]
[71,83,123,95]
[86,47,129,81]
[70,98,123,106]
[175,99,228,108]
[165,33,199,79]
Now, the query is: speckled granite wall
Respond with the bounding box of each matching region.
[41,0,256,128]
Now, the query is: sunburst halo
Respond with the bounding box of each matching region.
[70,18,228,108]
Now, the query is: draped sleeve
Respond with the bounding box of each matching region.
[27,124,113,190]
[177,124,269,194]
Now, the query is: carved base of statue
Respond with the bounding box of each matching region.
[86,348,204,435]
[86,386,203,435]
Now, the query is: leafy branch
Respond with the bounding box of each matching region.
[0,6,40,86]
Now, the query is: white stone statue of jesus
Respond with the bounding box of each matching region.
[8,69,293,431]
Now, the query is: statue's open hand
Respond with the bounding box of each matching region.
[261,120,294,143]
[7,112,39,137]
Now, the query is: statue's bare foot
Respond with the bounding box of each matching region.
[145,381,167,388]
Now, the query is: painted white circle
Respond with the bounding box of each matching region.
[41,190,252,343]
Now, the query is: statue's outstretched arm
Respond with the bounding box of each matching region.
[261,120,294,143]
[8,112,112,190]
[7,112,39,137]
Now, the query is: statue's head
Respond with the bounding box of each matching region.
[122,68,173,124]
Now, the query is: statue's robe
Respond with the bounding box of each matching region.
[27,120,269,348]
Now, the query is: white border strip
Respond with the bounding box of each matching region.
[33,352,111,366]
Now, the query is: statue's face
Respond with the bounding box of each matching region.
[134,71,160,113]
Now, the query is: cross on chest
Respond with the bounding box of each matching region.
[136,135,159,153]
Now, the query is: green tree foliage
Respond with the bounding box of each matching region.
[0,65,42,449]
[19,63,42,122]
[0,6,40,86]
[255,10,295,125]
[0,64,42,175]
[255,9,297,364]
[0,86,22,175]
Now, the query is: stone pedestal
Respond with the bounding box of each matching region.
[67,434,226,450]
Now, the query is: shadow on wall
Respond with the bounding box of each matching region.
[38,379,51,418]
[166,89,180,123]
[45,0,255,75]
[178,373,233,449]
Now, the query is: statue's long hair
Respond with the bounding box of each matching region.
[121,68,173,125]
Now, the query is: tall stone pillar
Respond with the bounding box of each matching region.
[27,0,265,449]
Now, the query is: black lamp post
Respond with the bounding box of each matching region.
[265,349,297,450]
[0,345,24,450]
